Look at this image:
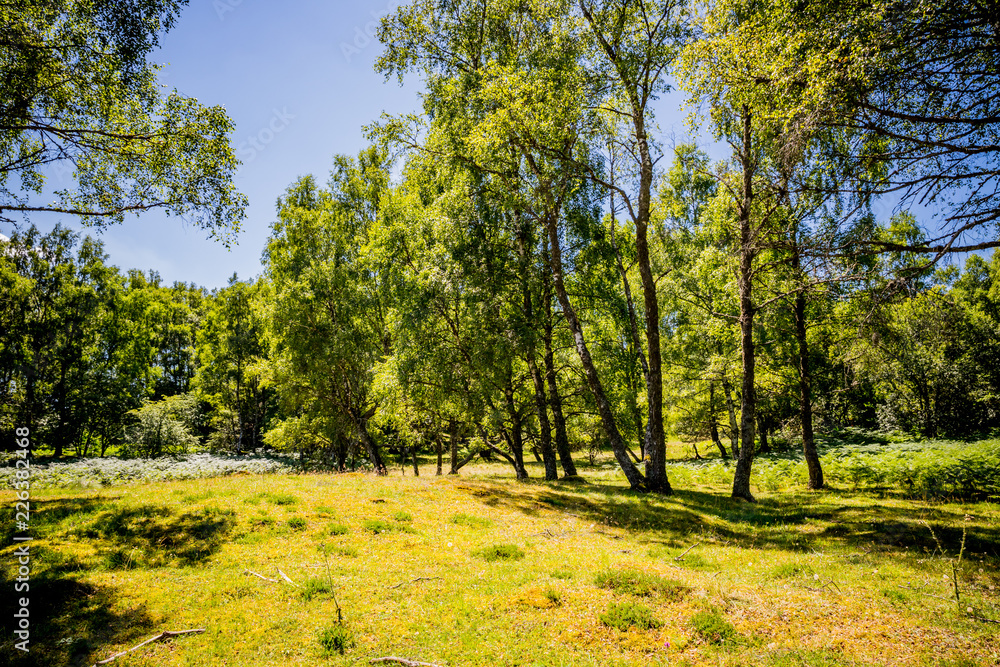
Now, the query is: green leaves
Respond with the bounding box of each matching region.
[0,1,246,237]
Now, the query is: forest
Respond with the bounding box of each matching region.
[1,1,999,666]
[3,0,998,499]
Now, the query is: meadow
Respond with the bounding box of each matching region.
[2,433,999,667]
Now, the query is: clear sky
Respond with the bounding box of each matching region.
[0,2,699,289]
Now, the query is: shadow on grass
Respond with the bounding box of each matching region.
[76,503,236,567]
[0,572,156,667]
[452,480,1000,558]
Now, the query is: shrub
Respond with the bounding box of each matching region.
[363,519,393,534]
[690,610,737,644]
[393,511,413,522]
[317,624,355,656]
[300,576,332,601]
[599,601,663,631]
[594,568,688,598]
[264,493,297,506]
[543,588,562,605]
[328,523,349,536]
[287,516,307,530]
[122,394,201,458]
[451,513,492,528]
[476,544,525,561]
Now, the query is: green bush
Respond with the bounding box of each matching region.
[300,576,332,601]
[476,544,525,561]
[393,511,413,522]
[451,513,492,528]
[363,519,392,533]
[690,610,737,644]
[594,568,688,598]
[328,523,349,535]
[264,493,297,506]
[599,601,663,631]
[287,516,307,530]
[317,624,355,655]
[122,394,201,458]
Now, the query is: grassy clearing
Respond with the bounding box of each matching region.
[1,449,999,666]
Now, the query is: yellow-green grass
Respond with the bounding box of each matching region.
[2,460,999,667]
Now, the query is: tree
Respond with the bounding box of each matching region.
[264,149,393,475]
[738,0,999,257]
[195,275,273,453]
[0,0,246,239]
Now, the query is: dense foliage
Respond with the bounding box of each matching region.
[2,0,998,503]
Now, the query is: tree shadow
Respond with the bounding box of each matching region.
[78,503,236,566]
[450,480,1000,559]
[0,571,157,667]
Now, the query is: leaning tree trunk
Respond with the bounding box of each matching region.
[732,106,758,503]
[542,211,646,491]
[503,386,530,480]
[542,240,577,478]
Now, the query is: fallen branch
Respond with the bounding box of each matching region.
[371,658,446,667]
[244,569,279,583]
[389,577,442,590]
[277,567,300,588]
[93,629,205,666]
[675,542,701,561]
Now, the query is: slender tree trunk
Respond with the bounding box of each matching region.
[709,382,728,458]
[528,356,558,480]
[633,116,670,494]
[435,432,443,476]
[732,107,758,502]
[543,213,646,491]
[449,418,460,475]
[542,240,577,477]
[793,247,823,489]
[503,385,530,480]
[721,374,739,458]
[412,446,420,476]
[757,414,770,453]
[519,229,558,481]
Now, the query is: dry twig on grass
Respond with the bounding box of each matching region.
[389,576,442,590]
[244,568,278,583]
[277,567,300,587]
[371,658,446,667]
[92,629,205,666]
[675,542,701,561]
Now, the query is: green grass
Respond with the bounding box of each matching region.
[2,448,998,667]
[475,543,526,561]
[600,601,663,631]
[594,568,689,599]
[690,609,738,644]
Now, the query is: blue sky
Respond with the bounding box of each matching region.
[6,2,424,288]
